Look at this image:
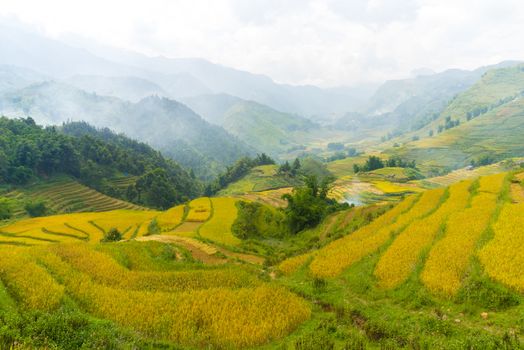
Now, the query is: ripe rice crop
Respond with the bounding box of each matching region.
[37,249,310,348]
[89,210,160,237]
[155,204,185,230]
[0,210,160,244]
[421,174,505,295]
[0,248,64,310]
[199,197,241,246]
[278,252,314,275]
[373,181,422,194]
[49,243,258,292]
[374,180,472,289]
[95,241,180,271]
[478,202,524,292]
[185,197,212,222]
[309,194,420,278]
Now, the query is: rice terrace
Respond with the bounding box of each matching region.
[1,1,524,349]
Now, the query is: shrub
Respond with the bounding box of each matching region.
[0,198,12,220]
[102,228,122,242]
[24,199,47,217]
[146,219,160,236]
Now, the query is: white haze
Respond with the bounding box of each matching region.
[0,0,523,87]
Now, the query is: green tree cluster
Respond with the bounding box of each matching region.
[282,176,348,234]
[353,156,416,173]
[0,118,201,209]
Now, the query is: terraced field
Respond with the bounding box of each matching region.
[0,195,263,266]
[417,159,523,187]
[1,176,144,217]
[0,242,309,348]
[283,171,523,298]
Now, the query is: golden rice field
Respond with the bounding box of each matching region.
[374,180,473,289]
[185,197,212,222]
[0,210,161,244]
[0,196,244,249]
[278,252,315,275]
[199,197,241,246]
[0,243,310,348]
[155,204,185,230]
[309,194,420,278]
[478,201,524,292]
[421,173,506,295]
[289,171,524,299]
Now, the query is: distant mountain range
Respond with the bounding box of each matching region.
[1,21,523,180]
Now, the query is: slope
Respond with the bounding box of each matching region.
[277,172,523,348]
[0,82,255,178]
[222,100,325,156]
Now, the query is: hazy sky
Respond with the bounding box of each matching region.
[1,0,523,87]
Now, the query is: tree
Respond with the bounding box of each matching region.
[135,168,178,210]
[102,228,122,242]
[364,156,384,171]
[278,161,292,175]
[292,158,301,175]
[24,199,47,217]
[0,198,12,220]
[282,176,344,234]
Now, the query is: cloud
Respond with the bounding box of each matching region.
[0,0,523,87]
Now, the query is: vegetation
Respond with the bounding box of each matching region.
[282,176,349,234]
[0,198,13,220]
[24,199,48,217]
[0,118,201,209]
[353,155,416,173]
[0,243,310,348]
[205,153,275,194]
[232,201,287,239]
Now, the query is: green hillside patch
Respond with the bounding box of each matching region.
[389,97,524,174]
[222,100,330,156]
[388,64,524,148]
[1,176,145,218]
[218,165,301,195]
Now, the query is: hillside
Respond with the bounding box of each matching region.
[218,164,302,195]
[64,74,168,102]
[222,101,320,156]
[335,61,522,141]
[278,171,524,348]
[0,82,254,178]
[388,92,524,175]
[0,117,200,210]
[1,176,145,218]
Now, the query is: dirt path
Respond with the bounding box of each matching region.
[511,173,524,203]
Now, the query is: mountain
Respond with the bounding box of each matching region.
[335,61,523,139]
[0,64,48,94]
[64,75,168,102]
[0,23,371,119]
[98,54,368,119]
[182,93,244,125]
[0,24,141,78]
[221,101,321,157]
[0,81,254,179]
[384,64,524,175]
[0,117,200,209]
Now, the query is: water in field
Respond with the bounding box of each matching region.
[342,196,363,206]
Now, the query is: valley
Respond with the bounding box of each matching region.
[0,15,523,350]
